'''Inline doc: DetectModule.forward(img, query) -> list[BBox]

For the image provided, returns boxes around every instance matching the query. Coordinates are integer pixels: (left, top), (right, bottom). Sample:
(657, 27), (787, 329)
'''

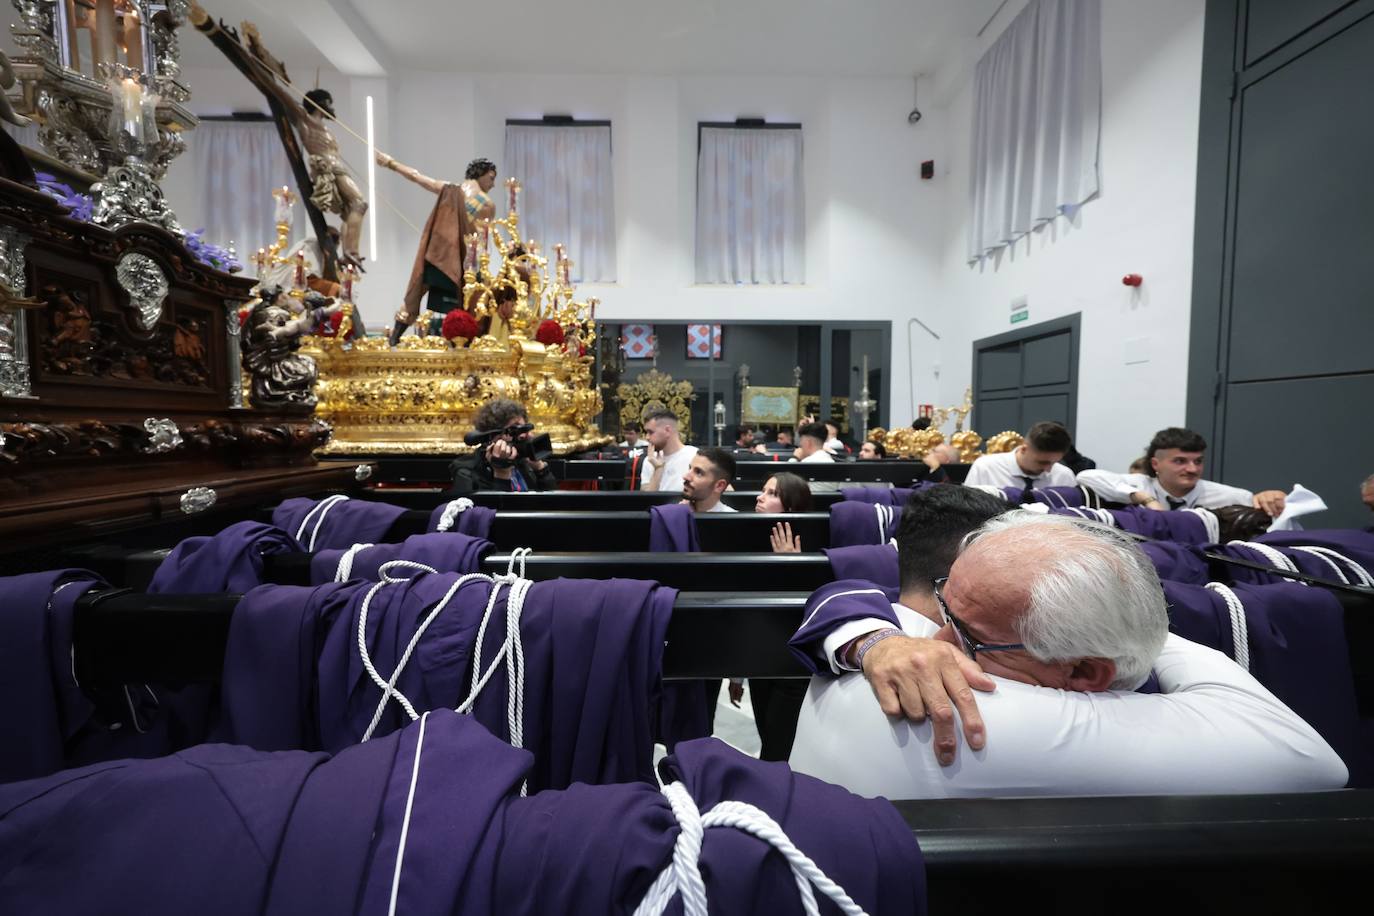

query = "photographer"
(448, 398), (557, 495)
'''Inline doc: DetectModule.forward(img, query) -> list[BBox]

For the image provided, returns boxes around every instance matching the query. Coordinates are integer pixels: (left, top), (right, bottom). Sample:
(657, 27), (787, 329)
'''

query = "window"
(967, 0), (1102, 262)
(504, 120), (616, 282)
(695, 123), (805, 285)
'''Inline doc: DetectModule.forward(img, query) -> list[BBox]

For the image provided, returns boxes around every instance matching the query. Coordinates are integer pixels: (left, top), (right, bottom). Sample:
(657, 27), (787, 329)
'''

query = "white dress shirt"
(790, 609), (1347, 798)
(704, 500), (737, 513)
(640, 444), (698, 492)
(1077, 470), (1254, 509)
(964, 450), (1077, 490)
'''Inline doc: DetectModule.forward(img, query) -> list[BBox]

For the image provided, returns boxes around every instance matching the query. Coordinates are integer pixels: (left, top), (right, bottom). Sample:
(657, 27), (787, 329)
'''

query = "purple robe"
(1, 710), (925, 916)
(841, 486), (916, 506)
(824, 543), (900, 595)
(1139, 540), (1212, 585)
(1252, 529), (1374, 584)
(272, 496), (408, 551)
(649, 502), (700, 551)
(0, 570), (212, 782)
(830, 500), (903, 547)
(427, 500), (497, 538)
(219, 573), (673, 790)
(649, 501), (709, 749)
(310, 532), (494, 585)
(1049, 505), (1212, 544)
(148, 520), (298, 593)
(789, 579), (902, 674)
(1163, 580), (1364, 786)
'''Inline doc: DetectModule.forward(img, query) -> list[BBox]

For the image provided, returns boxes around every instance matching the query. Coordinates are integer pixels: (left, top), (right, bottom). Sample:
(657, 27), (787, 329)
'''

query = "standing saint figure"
(376, 153), (471, 344)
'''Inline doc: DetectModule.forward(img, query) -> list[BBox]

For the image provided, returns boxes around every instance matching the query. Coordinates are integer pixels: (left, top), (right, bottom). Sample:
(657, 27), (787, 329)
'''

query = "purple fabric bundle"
(218, 572), (673, 791)
(841, 486), (916, 506)
(310, 532), (494, 585)
(148, 521), (299, 593)
(271, 496), (408, 551)
(0, 710), (926, 915)
(1139, 540), (1212, 584)
(789, 580), (902, 673)
(426, 500), (497, 538)
(829, 500), (903, 547)
(1216, 529), (1374, 586)
(1049, 505), (1212, 544)
(824, 543), (900, 596)
(0, 570), (214, 782)
(648, 502), (699, 551)
(1163, 580), (1364, 785)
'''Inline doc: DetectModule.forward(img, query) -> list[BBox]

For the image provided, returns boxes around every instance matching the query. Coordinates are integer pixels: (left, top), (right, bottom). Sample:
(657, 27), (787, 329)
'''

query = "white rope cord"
(1205, 583), (1250, 671)
(295, 494), (350, 552)
(873, 504), (892, 543)
(334, 542), (375, 582)
(632, 781), (869, 916)
(1291, 546), (1374, 588)
(1066, 506), (1115, 525)
(968, 484), (1005, 499)
(357, 561), (502, 739)
(1228, 540), (1304, 582)
(1185, 508), (1221, 545)
(1044, 487), (1070, 509)
(434, 497), (474, 533)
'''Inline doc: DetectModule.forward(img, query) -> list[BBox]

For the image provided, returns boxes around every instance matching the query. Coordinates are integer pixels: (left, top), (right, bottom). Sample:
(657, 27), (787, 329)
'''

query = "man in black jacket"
(448, 398), (557, 494)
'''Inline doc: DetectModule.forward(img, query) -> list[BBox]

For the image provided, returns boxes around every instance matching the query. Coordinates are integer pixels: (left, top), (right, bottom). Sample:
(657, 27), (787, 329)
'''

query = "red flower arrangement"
(442, 309), (480, 342)
(535, 319), (565, 346)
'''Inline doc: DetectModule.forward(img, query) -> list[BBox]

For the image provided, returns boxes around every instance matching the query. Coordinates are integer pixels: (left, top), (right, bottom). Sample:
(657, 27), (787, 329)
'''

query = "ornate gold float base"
(303, 335), (610, 456)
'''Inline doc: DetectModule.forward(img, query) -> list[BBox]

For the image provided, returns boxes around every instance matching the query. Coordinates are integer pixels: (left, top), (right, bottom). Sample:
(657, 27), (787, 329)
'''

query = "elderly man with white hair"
(789, 512), (1348, 798)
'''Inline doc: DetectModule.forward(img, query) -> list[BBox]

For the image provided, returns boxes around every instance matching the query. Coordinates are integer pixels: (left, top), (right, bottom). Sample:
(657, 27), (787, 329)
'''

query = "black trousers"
(748, 678), (809, 762)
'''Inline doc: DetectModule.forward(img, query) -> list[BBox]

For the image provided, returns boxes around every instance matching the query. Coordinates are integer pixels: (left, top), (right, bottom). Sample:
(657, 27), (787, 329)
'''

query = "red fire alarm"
(1122, 273), (1143, 287)
(920, 160), (934, 180)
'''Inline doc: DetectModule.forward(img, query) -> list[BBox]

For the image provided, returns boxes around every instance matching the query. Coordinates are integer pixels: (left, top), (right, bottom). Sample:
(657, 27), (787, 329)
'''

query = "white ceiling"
(182, 0), (1010, 80)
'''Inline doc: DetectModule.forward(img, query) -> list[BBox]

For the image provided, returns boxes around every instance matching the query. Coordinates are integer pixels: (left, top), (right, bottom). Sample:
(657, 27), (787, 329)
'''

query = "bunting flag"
(686, 323), (722, 359)
(622, 324), (655, 359)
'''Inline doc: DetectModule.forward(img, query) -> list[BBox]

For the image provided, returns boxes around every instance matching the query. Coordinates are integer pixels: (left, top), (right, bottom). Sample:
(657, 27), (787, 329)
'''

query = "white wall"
(930, 0), (1206, 471)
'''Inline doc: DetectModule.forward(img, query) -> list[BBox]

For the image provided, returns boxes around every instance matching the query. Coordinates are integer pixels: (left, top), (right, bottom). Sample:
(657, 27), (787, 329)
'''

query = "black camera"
(464, 424), (553, 468)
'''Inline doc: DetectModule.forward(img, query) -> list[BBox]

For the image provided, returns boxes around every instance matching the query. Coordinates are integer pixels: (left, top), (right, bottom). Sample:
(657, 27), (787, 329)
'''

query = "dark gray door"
(972, 314), (1080, 437)
(1190, 0), (1374, 528)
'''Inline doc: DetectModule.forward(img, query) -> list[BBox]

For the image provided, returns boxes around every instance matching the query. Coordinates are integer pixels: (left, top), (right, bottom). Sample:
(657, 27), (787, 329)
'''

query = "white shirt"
(704, 500), (737, 513)
(964, 450), (1077, 490)
(1077, 470), (1254, 510)
(791, 448), (838, 492)
(790, 610), (1347, 798)
(640, 444), (698, 492)
(824, 437), (845, 453)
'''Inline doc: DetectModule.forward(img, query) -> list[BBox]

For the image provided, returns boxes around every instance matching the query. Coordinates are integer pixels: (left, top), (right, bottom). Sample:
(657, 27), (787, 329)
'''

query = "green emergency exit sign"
(1010, 309), (1029, 324)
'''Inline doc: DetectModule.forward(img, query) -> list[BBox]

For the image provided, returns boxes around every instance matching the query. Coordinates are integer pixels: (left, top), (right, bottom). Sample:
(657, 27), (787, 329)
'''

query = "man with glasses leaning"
(448, 398), (557, 495)
(787, 498), (1346, 797)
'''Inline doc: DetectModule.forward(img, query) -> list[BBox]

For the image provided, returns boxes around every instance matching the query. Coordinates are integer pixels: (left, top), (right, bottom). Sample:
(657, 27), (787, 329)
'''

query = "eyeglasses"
(932, 577), (1026, 659)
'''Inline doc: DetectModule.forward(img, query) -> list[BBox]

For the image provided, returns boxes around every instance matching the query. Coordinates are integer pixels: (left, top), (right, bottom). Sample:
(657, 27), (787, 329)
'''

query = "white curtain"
(967, 0), (1101, 263)
(504, 123), (616, 282)
(184, 120), (300, 253)
(696, 127), (805, 284)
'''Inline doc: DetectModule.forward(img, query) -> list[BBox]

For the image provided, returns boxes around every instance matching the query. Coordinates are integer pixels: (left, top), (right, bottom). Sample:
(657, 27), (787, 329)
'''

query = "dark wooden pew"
(360, 489), (847, 512)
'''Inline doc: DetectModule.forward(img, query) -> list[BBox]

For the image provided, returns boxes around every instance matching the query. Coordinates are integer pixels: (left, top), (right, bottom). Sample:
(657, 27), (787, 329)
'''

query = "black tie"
(1166, 497), (1186, 511)
(1018, 476), (1037, 505)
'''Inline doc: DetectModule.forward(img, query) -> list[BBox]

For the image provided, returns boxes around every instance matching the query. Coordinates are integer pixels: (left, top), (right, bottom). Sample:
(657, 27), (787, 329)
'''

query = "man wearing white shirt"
(790, 422), (835, 465)
(640, 409), (698, 492)
(1078, 427), (1288, 516)
(963, 421), (1077, 494)
(681, 448), (738, 513)
(789, 511), (1347, 797)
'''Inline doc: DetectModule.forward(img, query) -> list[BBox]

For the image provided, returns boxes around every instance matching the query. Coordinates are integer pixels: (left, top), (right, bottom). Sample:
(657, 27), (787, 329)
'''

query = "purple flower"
(183, 228), (243, 273)
(34, 171), (95, 222)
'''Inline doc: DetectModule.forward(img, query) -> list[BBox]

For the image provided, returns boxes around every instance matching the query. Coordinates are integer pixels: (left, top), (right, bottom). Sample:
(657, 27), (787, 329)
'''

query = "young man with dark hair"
(619, 421), (645, 450)
(791, 422), (834, 464)
(682, 447), (737, 513)
(858, 440), (886, 460)
(1079, 426), (1289, 515)
(641, 409), (697, 491)
(964, 421), (1077, 492)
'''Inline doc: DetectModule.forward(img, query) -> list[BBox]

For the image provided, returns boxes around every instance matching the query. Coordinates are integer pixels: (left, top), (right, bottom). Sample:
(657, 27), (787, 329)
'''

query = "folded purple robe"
(427, 499), (497, 538)
(0, 570), (212, 782)
(824, 543), (900, 595)
(0, 710), (925, 916)
(1139, 540), (1212, 584)
(1163, 580), (1363, 785)
(310, 532), (494, 585)
(1051, 505), (1212, 544)
(219, 572), (673, 790)
(271, 496), (408, 551)
(841, 486), (916, 506)
(649, 502), (700, 551)
(789, 579), (902, 673)
(830, 500), (903, 547)
(1249, 529), (1374, 585)
(148, 520), (299, 593)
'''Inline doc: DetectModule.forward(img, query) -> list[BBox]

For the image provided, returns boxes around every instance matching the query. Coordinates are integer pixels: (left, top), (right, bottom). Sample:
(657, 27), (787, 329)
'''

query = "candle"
(273, 187), (293, 226)
(254, 248), (267, 280)
(589, 298), (598, 321)
(465, 233), (478, 271)
(120, 78), (142, 141)
(505, 177), (519, 213)
(293, 251), (306, 290)
(342, 265), (354, 302)
(481, 221), (490, 253)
